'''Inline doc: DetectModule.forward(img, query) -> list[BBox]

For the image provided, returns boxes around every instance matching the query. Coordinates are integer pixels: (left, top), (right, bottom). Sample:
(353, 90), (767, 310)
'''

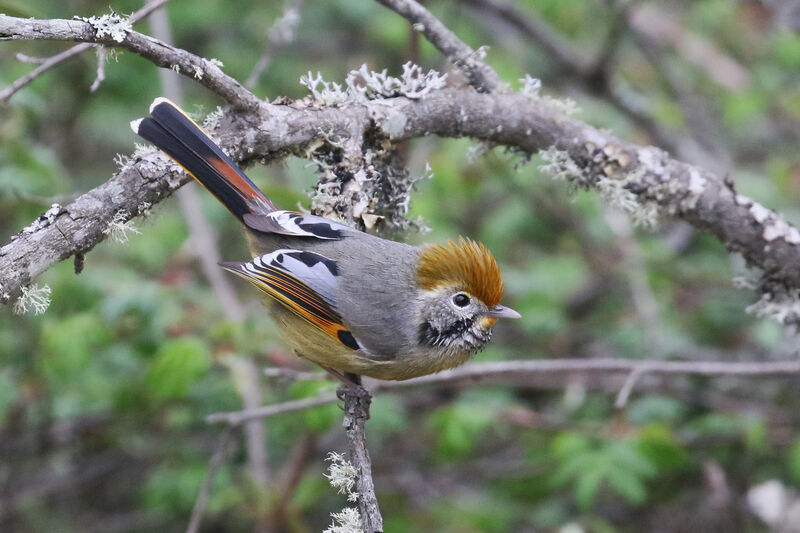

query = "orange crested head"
(416, 237), (504, 308)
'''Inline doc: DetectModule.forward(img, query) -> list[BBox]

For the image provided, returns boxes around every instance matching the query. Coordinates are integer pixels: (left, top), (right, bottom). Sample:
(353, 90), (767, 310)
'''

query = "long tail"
(130, 97), (275, 222)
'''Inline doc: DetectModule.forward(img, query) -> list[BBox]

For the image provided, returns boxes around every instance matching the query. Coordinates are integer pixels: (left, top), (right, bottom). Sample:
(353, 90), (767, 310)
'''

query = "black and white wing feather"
(220, 249), (361, 351)
(243, 211), (349, 240)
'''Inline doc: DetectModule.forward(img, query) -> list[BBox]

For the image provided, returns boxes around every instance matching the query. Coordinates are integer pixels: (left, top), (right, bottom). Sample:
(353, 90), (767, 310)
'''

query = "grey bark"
(3, 89), (800, 303)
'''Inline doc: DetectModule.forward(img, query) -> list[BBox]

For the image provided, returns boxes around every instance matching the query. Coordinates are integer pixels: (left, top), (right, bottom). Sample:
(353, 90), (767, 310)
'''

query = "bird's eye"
(452, 293), (471, 307)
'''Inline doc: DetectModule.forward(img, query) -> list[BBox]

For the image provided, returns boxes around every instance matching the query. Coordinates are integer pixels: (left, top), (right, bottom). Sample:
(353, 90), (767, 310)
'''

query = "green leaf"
(605, 468), (647, 505)
(288, 380), (338, 433)
(146, 337), (211, 401)
(551, 432), (592, 458)
(636, 425), (689, 472)
(627, 396), (686, 425)
(40, 313), (113, 382)
(788, 438), (800, 486)
(428, 402), (494, 461)
(550, 451), (598, 487)
(608, 442), (657, 478)
(575, 465), (605, 510)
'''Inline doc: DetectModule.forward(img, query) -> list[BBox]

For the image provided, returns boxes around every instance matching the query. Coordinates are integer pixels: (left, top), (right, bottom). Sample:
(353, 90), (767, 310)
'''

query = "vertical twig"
(244, 0), (304, 90)
(338, 377), (383, 533)
(185, 428), (235, 533)
(147, 3), (271, 524)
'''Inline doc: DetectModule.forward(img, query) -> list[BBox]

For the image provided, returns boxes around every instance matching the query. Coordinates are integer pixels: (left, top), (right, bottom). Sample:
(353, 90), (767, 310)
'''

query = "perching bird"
(131, 98), (520, 381)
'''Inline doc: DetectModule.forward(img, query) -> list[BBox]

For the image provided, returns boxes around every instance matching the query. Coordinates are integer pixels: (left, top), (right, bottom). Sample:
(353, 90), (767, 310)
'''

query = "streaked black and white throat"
(418, 316), (492, 354)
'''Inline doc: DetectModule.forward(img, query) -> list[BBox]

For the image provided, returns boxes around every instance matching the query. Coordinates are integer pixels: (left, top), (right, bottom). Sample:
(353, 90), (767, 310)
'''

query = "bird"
(131, 97), (520, 382)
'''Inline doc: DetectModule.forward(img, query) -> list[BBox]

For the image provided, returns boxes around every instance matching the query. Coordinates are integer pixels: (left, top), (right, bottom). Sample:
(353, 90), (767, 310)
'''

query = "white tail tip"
(149, 96), (171, 113)
(129, 118), (143, 134)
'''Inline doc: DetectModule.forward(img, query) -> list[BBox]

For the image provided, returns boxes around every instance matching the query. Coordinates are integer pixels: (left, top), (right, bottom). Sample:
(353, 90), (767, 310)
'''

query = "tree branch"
(338, 383), (382, 533)
(0, 0), (172, 103)
(4, 88), (800, 308)
(204, 357), (800, 425)
(205, 393), (338, 426)
(0, 13), (260, 110)
(375, 0), (503, 92)
(185, 427), (235, 533)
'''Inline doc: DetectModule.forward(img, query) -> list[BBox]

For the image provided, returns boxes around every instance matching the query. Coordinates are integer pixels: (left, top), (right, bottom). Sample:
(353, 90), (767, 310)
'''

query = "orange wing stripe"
(225, 266), (355, 347)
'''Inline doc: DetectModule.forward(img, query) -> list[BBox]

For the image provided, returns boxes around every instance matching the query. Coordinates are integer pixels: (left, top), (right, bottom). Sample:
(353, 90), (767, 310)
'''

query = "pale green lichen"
(323, 453), (363, 533)
(539, 146), (659, 229)
(13, 284), (51, 316)
(520, 74), (580, 116)
(323, 507), (362, 533)
(466, 141), (492, 164)
(77, 12), (131, 43)
(301, 62), (447, 105)
(324, 452), (359, 502)
(538, 146), (587, 184)
(746, 287), (800, 327)
(104, 211), (141, 243)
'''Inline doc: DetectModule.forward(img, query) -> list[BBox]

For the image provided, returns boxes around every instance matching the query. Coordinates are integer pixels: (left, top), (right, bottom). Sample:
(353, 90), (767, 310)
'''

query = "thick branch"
(0, 14), (260, 110)
(4, 89), (800, 303)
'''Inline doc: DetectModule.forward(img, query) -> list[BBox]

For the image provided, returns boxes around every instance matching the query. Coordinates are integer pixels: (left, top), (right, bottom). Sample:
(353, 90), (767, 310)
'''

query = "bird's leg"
(317, 364), (362, 389)
(336, 373), (371, 414)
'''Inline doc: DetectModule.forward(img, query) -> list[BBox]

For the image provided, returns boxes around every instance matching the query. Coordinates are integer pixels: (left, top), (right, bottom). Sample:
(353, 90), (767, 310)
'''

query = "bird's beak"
(486, 305), (521, 319)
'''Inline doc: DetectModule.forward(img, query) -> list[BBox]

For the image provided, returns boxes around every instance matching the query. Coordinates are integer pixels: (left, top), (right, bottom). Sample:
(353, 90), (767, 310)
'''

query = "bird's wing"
(243, 210), (350, 240)
(220, 249), (361, 351)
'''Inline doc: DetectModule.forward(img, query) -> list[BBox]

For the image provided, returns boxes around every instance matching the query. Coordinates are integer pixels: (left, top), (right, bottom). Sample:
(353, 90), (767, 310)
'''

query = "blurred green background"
(2, 0), (800, 531)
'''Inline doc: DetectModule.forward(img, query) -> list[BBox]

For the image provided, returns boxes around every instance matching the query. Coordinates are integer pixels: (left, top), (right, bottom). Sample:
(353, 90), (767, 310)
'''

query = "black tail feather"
(131, 98), (275, 222)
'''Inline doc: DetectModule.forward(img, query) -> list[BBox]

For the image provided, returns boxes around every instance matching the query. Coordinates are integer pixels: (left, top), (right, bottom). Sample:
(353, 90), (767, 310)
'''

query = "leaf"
(428, 402), (494, 461)
(636, 425), (689, 472)
(788, 438), (800, 486)
(550, 451), (598, 487)
(40, 313), (113, 381)
(146, 337), (211, 401)
(575, 465), (605, 510)
(627, 396), (686, 425)
(608, 442), (657, 478)
(551, 432), (592, 458)
(289, 380), (338, 433)
(605, 468), (647, 505)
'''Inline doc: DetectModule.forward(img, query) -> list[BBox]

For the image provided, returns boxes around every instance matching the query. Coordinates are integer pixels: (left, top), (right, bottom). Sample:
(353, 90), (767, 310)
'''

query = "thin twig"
(205, 393), (338, 426)
(375, 0), (503, 92)
(614, 366), (649, 408)
(185, 427), (235, 533)
(0, 0), (171, 103)
(206, 358), (800, 424)
(338, 381), (383, 533)
(263, 367), (327, 382)
(266, 433), (317, 531)
(89, 45), (106, 92)
(244, 0), (303, 90)
(0, 12), (261, 110)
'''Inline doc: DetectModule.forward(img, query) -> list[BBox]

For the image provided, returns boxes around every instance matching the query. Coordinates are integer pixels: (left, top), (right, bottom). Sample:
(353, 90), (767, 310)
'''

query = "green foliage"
(788, 439), (800, 487)
(288, 380), (339, 432)
(636, 425), (689, 473)
(146, 337), (211, 401)
(427, 401), (494, 462)
(1, 0), (798, 530)
(551, 433), (658, 509)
